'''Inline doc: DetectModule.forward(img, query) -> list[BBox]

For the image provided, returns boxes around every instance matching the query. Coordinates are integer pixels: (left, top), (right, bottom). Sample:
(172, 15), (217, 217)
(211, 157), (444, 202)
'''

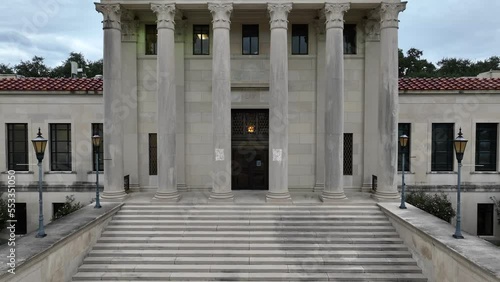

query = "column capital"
(121, 9), (138, 42)
(363, 9), (380, 42)
(95, 3), (121, 30)
(379, 2), (406, 29)
(324, 3), (350, 29)
(314, 9), (326, 41)
(151, 3), (176, 30)
(267, 3), (292, 29)
(208, 2), (233, 30)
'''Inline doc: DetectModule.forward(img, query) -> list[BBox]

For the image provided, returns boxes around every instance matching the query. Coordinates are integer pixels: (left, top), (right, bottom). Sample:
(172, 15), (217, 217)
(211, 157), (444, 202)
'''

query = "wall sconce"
(247, 125), (255, 133)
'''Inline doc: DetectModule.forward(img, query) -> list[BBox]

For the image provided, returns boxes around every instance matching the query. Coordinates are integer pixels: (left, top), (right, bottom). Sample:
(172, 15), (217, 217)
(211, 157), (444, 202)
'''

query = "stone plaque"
(272, 149), (282, 162)
(215, 149), (224, 161)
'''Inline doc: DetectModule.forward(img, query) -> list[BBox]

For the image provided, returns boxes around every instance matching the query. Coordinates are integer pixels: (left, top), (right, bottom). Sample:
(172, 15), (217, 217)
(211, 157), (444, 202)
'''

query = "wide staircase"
(73, 203), (428, 281)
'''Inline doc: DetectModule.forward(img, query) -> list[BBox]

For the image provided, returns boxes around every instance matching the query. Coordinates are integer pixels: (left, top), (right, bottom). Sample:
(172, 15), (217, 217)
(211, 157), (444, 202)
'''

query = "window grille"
(344, 133), (353, 175)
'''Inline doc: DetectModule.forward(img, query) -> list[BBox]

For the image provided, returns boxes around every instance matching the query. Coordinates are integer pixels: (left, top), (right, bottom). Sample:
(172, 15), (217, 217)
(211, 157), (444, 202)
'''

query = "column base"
(313, 183), (324, 192)
(177, 183), (188, 192)
(372, 190), (400, 201)
(361, 183), (373, 193)
(209, 191), (234, 202)
(153, 191), (181, 202)
(266, 192), (292, 204)
(320, 190), (347, 202)
(101, 190), (128, 200)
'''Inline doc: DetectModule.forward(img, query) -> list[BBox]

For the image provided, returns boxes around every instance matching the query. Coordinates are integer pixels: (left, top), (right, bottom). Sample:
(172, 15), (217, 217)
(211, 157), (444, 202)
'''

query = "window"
(7, 124), (28, 171)
(53, 203), (65, 219)
(475, 123), (497, 171)
(92, 123), (104, 171)
(477, 204), (494, 236)
(50, 124), (72, 171)
(431, 123), (454, 171)
(14, 203), (27, 235)
(145, 24), (157, 55)
(292, 24), (308, 55)
(398, 123), (411, 172)
(193, 25), (210, 55)
(149, 133), (157, 175)
(344, 24), (357, 54)
(344, 133), (353, 175)
(242, 25), (259, 55)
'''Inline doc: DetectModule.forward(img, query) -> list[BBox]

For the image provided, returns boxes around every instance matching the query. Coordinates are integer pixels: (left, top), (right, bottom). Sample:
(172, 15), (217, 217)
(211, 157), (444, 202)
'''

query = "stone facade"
(1, 0), (500, 240)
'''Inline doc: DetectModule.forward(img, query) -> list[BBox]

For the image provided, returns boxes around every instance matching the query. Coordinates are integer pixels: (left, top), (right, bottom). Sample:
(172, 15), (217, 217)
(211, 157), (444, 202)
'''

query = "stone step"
(82, 256), (418, 265)
(72, 271), (427, 281)
(100, 230), (401, 238)
(97, 237), (403, 244)
(122, 204), (378, 209)
(117, 210), (384, 215)
(87, 249), (413, 258)
(77, 264), (423, 273)
(107, 220), (392, 226)
(113, 214), (388, 220)
(104, 225), (396, 231)
(92, 242), (409, 251)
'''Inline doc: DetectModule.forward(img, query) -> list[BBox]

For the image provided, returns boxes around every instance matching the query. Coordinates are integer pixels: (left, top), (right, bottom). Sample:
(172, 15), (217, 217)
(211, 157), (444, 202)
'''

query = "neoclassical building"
(92, 0), (407, 202)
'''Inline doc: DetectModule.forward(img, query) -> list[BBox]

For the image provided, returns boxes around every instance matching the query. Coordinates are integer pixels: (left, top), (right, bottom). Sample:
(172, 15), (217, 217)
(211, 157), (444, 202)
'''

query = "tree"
(14, 56), (51, 77)
(50, 52), (88, 78)
(86, 59), (103, 78)
(436, 58), (475, 77)
(0, 64), (14, 74)
(399, 48), (437, 78)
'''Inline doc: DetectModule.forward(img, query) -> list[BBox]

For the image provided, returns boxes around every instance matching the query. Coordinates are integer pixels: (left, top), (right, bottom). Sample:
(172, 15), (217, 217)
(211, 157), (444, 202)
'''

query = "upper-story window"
(7, 123), (29, 171)
(475, 123), (498, 171)
(91, 123), (104, 172)
(193, 25), (210, 55)
(431, 123), (454, 172)
(50, 123), (72, 171)
(344, 24), (357, 54)
(145, 24), (157, 55)
(242, 25), (259, 55)
(398, 123), (411, 172)
(292, 24), (308, 55)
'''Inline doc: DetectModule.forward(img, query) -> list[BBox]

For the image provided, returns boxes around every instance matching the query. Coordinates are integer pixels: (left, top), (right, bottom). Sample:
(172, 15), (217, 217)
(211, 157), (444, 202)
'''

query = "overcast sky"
(0, 0), (499, 68)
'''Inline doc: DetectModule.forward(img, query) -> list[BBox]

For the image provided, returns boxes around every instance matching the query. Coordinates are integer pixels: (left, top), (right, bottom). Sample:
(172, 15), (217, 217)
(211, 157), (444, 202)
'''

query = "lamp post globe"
(31, 128), (47, 238)
(92, 134), (102, 208)
(453, 128), (467, 239)
(399, 134), (409, 209)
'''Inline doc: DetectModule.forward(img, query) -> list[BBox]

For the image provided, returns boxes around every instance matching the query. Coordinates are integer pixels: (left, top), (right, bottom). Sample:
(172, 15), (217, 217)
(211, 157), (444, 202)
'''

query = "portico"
(95, 1), (406, 202)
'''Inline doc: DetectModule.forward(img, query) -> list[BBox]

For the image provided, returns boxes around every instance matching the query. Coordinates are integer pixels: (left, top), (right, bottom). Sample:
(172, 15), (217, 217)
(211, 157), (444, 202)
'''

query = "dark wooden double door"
(231, 109), (269, 190)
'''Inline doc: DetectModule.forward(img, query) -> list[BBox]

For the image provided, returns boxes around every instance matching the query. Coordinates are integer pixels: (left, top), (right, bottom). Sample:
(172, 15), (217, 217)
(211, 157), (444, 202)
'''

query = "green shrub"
(52, 195), (84, 221)
(0, 198), (8, 230)
(406, 191), (456, 223)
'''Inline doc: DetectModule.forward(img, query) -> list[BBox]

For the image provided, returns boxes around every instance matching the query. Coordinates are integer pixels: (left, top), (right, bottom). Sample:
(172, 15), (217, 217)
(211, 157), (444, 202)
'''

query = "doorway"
(231, 109), (269, 190)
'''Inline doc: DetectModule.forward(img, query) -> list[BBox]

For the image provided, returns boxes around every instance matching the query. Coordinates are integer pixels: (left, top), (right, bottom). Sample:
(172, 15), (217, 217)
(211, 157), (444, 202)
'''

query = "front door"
(231, 109), (269, 190)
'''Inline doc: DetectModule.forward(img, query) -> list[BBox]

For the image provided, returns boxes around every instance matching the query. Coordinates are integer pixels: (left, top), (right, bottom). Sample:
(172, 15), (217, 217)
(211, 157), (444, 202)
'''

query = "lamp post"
(31, 128), (47, 238)
(399, 134), (409, 209)
(92, 133), (102, 209)
(453, 128), (468, 239)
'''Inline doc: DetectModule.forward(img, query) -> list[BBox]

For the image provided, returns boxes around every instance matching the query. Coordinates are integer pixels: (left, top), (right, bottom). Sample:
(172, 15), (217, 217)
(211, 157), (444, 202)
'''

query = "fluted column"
(95, 4), (127, 199)
(151, 3), (180, 201)
(321, 3), (350, 202)
(374, 2), (406, 200)
(208, 2), (234, 201)
(267, 3), (292, 202)
(361, 10), (381, 192)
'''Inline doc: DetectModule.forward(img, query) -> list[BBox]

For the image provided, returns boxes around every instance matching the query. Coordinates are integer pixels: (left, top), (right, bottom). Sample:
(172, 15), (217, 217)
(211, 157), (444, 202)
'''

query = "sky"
(0, 0), (499, 68)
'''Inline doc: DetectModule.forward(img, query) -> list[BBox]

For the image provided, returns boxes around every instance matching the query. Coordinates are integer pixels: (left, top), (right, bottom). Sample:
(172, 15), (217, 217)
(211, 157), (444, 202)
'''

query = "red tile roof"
(399, 77), (500, 91)
(1, 77), (500, 93)
(0, 78), (103, 92)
